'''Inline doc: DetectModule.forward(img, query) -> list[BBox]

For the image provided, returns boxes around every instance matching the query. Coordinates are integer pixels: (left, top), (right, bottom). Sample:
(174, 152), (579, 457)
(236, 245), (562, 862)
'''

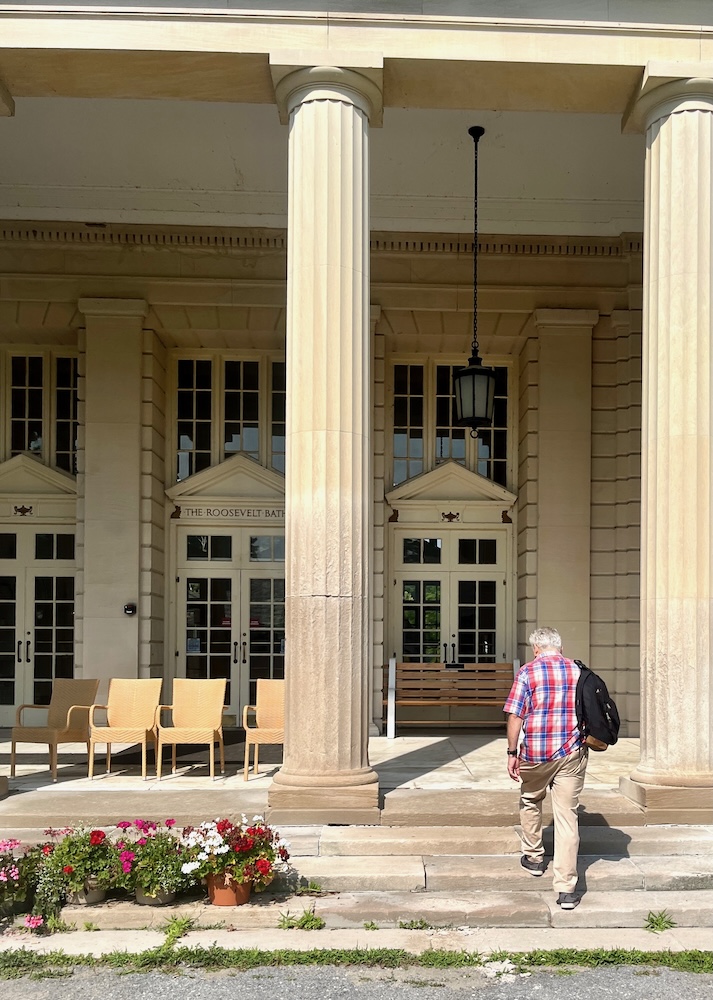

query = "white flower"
(181, 861), (200, 874)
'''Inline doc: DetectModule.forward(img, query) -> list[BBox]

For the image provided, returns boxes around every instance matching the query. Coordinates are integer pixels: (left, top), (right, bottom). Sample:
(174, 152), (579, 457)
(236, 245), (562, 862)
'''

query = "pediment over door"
(385, 461), (517, 526)
(166, 454), (285, 510)
(0, 455), (77, 521)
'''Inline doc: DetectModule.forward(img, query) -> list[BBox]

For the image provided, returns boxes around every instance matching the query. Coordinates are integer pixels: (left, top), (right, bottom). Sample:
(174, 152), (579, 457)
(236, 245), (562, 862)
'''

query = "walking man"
(503, 626), (587, 910)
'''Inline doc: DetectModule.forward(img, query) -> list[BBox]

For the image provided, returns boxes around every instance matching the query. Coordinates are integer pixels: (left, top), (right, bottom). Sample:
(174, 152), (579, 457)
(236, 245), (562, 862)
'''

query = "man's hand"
(507, 754), (520, 781)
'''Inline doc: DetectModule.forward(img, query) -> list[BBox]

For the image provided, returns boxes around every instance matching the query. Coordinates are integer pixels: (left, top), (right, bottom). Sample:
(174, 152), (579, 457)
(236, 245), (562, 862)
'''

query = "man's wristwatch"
(507, 749), (518, 757)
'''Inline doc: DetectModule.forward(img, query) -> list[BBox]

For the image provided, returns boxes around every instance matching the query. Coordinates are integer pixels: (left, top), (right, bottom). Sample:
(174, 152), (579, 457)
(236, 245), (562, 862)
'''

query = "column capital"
(623, 62), (713, 134)
(534, 308), (599, 332)
(78, 298), (148, 319)
(270, 53), (383, 126)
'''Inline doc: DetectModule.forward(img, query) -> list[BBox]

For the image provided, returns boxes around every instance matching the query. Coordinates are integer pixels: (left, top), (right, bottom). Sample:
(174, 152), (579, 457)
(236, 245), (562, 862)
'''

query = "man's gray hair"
(528, 626), (563, 652)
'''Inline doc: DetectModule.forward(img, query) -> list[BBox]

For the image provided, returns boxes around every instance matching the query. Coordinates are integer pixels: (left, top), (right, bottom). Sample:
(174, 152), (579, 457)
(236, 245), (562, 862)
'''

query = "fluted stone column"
(621, 70), (713, 821)
(267, 63), (382, 823)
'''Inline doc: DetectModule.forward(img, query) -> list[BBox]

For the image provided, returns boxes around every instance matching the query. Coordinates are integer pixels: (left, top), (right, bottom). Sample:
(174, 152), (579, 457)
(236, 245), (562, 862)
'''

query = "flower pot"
(135, 887), (177, 907)
(66, 881), (106, 906)
(205, 874), (251, 906)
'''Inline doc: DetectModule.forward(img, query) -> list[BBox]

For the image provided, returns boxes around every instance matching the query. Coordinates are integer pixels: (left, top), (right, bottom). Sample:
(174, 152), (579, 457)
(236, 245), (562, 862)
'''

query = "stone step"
(57, 889), (713, 931)
(318, 824), (713, 857)
(289, 854), (713, 893)
(380, 788), (646, 826)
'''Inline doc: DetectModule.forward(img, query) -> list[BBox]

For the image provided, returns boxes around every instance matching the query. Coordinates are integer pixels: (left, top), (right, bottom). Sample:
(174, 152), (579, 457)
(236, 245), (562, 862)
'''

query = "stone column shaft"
(624, 76), (713, 807)
(268, 66), (381, 823)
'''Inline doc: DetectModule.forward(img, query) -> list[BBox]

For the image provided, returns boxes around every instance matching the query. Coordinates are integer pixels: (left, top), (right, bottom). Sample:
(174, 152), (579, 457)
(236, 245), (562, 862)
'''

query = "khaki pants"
(518, 749), (588, 894)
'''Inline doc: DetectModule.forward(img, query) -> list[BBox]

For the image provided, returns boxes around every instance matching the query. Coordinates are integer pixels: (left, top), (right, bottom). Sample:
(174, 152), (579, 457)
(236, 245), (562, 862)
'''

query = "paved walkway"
(0, 731), (641, 795)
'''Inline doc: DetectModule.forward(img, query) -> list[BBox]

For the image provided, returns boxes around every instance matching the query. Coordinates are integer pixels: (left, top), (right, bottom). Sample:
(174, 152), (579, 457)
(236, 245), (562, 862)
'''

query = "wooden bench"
(382, 658), (519, 738)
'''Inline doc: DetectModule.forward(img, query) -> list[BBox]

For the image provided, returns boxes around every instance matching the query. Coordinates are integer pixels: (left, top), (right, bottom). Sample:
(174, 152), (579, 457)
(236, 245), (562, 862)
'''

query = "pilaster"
(78, 298), (147, 695)
(534, 309), (597, 662)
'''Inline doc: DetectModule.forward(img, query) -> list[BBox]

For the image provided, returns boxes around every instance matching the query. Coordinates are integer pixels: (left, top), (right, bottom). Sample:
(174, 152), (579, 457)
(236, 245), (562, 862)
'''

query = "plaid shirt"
(503, 654), (582, 762)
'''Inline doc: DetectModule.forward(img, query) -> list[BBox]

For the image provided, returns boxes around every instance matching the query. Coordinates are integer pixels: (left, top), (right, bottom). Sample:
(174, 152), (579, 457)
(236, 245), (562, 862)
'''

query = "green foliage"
(645, 910), (677, 933)
(180, 816), (290, 892)
(0, 947), (713, 979)
(398, 919), (432, 930)
(277, 905), (326, 930)
(162, 915), (194, 947)
(82, 922), (99, 932)
(295, 880), (324, 895)
(113, 820), (188, 897)
(45, 916), (75, 934)
(32, 828), (114, 922)
(363, 921), (379, 930)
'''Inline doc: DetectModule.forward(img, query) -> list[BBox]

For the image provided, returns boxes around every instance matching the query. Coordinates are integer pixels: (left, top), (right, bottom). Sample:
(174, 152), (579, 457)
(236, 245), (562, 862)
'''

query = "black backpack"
(573, 660), (620, 751)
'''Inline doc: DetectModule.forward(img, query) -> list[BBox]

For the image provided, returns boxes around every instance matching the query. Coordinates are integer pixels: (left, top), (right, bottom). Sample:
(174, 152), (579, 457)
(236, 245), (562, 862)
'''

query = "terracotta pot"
(135, 887), (177, 906)
(205, 873), (251, 906)
(67, 881), (106, 906)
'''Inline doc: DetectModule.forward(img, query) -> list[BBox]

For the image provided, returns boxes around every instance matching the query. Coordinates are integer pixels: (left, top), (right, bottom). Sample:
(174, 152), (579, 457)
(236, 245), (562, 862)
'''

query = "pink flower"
(165, 819), (176, 828)
(0, 872), (7, 882)
(136, 838), (147, 847)
(116, 821), (131, 830)
(0, 839), (20, 852)
(24, 915), (43, 930)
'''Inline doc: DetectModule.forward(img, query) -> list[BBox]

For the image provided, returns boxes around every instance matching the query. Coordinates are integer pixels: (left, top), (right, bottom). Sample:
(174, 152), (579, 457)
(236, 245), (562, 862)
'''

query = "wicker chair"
(88, 678), (162, 780)
(10, 678), (100, 781)
(243, 678), (285, 780)
(156, 678), (227, 780)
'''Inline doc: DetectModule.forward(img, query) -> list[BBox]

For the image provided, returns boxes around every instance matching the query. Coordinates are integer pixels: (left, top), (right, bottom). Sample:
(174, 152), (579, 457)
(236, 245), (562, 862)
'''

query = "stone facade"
(0, 2), (711, 820)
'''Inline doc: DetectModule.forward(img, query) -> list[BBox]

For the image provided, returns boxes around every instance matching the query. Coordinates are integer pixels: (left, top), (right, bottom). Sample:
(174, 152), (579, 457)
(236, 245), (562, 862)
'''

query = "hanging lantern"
(453, 125), (496, 435)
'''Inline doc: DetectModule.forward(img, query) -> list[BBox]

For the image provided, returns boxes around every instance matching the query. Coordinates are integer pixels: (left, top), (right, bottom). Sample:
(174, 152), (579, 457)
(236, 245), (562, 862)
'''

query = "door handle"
(25, 639), (31, 663)
(241, 641), (247, 665)
(451, 642), (456, 664)
(443, 642), (448, 664)
(233, 642), (239, 665)
(16, 640), (22, 663)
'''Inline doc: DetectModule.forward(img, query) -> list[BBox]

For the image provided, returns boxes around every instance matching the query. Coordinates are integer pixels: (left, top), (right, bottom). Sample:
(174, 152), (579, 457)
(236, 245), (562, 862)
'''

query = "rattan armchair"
(156, 678), (227, 780)
(88, 678), (162, 780)
(10, 678), (100, 781)
(242, 678), (284, 780)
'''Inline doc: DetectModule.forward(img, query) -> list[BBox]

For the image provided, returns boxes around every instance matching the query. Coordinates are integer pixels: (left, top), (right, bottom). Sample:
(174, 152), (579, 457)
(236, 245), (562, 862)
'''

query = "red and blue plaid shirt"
(503, 654), (582, 763)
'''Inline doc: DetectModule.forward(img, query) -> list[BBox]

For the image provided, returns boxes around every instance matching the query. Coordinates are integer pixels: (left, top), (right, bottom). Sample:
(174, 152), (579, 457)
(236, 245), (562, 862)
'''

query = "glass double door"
(176, 529), (285, 718)
(0, 528), (76, 726)
(392, 530), (508, 664)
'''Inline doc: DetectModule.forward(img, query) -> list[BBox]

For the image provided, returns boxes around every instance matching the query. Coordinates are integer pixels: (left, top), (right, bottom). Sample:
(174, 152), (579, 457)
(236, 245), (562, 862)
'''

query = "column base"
(267, 779), (381, 825)
(619, 775), (713, 824)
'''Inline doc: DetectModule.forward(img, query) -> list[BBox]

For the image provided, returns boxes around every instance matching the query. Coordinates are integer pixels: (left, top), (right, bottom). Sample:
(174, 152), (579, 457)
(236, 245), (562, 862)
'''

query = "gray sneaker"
(520, 855), (546, 876)
(557, 892), (580, 910)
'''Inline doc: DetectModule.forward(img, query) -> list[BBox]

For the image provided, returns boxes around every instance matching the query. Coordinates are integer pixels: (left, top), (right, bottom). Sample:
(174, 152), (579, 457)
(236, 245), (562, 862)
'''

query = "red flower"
(62, 865), (74, 874)
(255, 858), (272, 876)
(41, 844), (53, 855)
(89, 830), (106, 846)
(216, 819), (233, 836)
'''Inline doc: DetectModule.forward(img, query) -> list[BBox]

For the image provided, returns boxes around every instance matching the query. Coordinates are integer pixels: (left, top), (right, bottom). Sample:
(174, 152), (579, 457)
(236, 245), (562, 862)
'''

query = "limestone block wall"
(517, 328), (539, 661)
(371, 310), (386, 730)
(590, 311), (642, 734)
(140, 331), (167, 677)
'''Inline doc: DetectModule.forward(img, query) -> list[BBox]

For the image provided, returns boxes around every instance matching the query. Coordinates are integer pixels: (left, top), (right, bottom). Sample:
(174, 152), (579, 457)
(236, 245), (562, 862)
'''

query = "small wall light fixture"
(453, 125), (496, 437)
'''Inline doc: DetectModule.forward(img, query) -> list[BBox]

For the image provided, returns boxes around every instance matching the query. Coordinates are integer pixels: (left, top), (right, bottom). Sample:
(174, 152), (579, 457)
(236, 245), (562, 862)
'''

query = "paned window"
(393, 364), (424, 485)
(3, 353), (78, 474)
(391, 361), (511, 488)
(174, 355), (285, 482)
(176, 359), (213, 482)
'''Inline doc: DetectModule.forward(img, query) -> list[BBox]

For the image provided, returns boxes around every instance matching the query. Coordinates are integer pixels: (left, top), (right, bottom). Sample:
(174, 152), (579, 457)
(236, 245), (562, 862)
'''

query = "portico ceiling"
(1, 6), (712, 113)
